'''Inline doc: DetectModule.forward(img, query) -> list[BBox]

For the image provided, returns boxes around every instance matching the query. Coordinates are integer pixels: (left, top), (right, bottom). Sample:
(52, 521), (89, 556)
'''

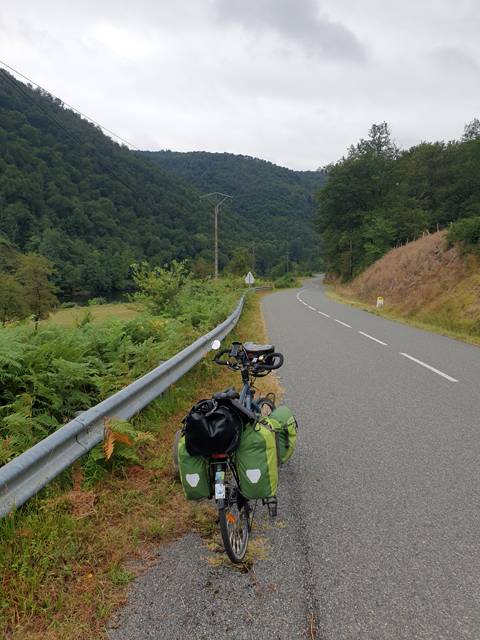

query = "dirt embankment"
(337, 231), (480, 339)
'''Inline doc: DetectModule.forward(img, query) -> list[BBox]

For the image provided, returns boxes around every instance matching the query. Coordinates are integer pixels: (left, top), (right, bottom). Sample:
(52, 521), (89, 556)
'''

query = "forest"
(0, 70), (237, 297)
(317, 120), (480, 279)
(144, 150), (327, 275)
(0, 70), (323, 300)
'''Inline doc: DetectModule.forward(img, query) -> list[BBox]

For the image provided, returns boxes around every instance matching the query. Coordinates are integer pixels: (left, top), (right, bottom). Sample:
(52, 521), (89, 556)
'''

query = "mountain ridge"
(0, 69), (325, 296)
(0, 71), (259, 296)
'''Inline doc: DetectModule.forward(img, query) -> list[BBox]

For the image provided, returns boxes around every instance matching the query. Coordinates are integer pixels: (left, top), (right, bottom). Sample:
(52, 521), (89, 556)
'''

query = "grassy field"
(0, 291), (279, 640)
(43, 303), (140, 328)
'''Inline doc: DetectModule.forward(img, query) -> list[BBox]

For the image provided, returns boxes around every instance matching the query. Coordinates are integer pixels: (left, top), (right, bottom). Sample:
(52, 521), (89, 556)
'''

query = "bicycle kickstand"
(263, 496), (278, 517)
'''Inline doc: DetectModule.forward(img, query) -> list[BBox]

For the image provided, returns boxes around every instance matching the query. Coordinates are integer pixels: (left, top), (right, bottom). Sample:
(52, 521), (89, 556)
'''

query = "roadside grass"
(0, 291), (278, 640)
(43, 303), (140, 328)
(326, 231), (480, 347)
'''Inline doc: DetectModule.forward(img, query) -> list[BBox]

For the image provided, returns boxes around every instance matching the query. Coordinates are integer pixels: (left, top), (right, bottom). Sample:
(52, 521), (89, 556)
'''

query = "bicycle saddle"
(243, 342), (275, 356)
(212, 388), (240, 401)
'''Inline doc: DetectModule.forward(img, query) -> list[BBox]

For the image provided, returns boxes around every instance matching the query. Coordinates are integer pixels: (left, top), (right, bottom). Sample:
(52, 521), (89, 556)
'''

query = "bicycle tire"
(218, 499), (250, 563)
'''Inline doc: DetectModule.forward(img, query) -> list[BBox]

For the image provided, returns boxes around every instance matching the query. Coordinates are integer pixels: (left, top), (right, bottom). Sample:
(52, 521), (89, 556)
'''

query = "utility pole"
(286, 245), (290, 273)
(200, 192), (232, 279)
(252, 241), (256, 273)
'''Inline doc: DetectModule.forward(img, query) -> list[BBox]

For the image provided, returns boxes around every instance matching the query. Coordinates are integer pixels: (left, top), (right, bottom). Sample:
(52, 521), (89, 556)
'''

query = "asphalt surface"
(109, 279), (480, 639)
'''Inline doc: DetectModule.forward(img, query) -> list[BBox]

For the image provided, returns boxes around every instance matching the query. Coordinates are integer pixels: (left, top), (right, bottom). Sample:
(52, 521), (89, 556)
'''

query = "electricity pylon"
(200, 192), (232, 279)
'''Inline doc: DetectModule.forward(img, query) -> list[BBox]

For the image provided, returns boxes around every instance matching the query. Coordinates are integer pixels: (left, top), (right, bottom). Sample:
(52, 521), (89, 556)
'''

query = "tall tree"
(349, 122), (399, 160)
(462, 118), (480, 141)
(0, 274), (28, 324)
(17, 254), (58, 328)
(317, 121), (480, 278)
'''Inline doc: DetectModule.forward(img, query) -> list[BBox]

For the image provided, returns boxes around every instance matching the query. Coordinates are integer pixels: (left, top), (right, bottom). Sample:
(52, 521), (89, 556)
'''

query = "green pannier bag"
(234, 421), (278, 499)
(177, 435), (211, 500)
(266, 405), (298, 465)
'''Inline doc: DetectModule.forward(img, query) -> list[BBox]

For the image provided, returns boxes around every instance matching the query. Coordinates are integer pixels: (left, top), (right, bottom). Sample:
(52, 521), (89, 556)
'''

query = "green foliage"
(225, 247), (252, 275)
(0, 273), (28, 324)
(317, 121), (480, 278)
(462, 118), (480, 142)
(447, 216), (480, 253)
(144, 149), (327, 275)
(17, 253), (58, 325)
(0, 70), (244, 297)
(89, 417), (155, 472)
(0, 250), (57, 326)
(274, 273), (299, 288)
(0, 70), (325, 296)
(87, 297), (107, 306)
(131, 260), (190, 315)
(0, 272), (240, 465)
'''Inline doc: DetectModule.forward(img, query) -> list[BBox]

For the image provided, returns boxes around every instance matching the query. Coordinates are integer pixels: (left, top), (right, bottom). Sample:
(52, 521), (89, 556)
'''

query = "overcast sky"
(1, 1), (479, 170)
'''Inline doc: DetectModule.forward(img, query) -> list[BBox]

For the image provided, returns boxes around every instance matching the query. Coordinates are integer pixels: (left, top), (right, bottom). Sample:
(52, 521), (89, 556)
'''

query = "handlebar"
(213, 348), (233, 366)
(257, 353), (284, 371)
(213, 343), (284, 374)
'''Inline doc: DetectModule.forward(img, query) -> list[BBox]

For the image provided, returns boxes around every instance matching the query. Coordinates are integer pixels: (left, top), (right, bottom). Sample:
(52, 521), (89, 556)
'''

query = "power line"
(0, 59), (139, 150)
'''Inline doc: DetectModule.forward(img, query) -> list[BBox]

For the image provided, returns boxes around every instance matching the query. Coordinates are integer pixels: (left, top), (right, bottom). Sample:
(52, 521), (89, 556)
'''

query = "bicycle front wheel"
(218, 500), (250, 563)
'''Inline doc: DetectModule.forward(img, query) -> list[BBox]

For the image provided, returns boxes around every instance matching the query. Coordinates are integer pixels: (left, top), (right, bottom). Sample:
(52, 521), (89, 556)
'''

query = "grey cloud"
(212, 0), (367, 62)
(431, 46), (480, 74)
(2, 0), (479, 169)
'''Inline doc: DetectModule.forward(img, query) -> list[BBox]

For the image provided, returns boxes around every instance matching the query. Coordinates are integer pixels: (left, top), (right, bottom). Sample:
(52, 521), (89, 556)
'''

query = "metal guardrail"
(0, 297), (244, 517)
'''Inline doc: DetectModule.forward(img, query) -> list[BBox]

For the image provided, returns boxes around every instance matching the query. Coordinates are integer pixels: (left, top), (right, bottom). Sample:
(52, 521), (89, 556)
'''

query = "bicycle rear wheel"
(218, 492), (250, 563)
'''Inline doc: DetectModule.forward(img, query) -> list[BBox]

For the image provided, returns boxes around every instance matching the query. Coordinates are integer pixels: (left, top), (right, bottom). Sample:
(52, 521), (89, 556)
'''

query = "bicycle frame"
(239, 367), (256, 412)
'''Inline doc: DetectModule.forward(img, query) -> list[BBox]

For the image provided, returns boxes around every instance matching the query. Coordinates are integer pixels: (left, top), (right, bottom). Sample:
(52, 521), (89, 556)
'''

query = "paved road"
(109, 279), (480, 639)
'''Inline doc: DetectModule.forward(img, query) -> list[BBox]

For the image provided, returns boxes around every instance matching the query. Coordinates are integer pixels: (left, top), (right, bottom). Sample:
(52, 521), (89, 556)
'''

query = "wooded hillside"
(317, 121), (480, 279)
(144, 150), (327, 275)
(0, 70), (256, 297)
(0, 71), (327, 297)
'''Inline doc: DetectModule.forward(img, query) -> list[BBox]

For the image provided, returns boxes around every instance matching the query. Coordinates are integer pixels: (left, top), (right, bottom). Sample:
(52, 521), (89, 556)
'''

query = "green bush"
(60, 301), (76, 309)
(274, 273), (299, 288)
(87, 297), (107, 306)
(447, 216), (480, 253)
(0, 274), (240, 466)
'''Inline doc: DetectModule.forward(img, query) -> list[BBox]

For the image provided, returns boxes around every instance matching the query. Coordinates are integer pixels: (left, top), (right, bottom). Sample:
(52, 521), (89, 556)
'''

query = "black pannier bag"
(183, 399), (244, 457)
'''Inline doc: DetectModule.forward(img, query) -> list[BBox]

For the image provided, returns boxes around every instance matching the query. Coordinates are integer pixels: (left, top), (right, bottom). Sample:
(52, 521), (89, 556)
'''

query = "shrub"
(130, 260), (189, 315)
(0, 273), (241, 466)
(87, 297), (107, 306)
(60, 301), (76, 309)
(447, 216), (480, 253)
(274, 273), (299, 288)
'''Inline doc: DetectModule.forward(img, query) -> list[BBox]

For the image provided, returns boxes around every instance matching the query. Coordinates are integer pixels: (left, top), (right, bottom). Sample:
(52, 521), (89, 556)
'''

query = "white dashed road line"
(400, 353), (458, 383)
(296, 290), (460, 384)
(358, 331), (388, 346)
(334, 319), (352, 328)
